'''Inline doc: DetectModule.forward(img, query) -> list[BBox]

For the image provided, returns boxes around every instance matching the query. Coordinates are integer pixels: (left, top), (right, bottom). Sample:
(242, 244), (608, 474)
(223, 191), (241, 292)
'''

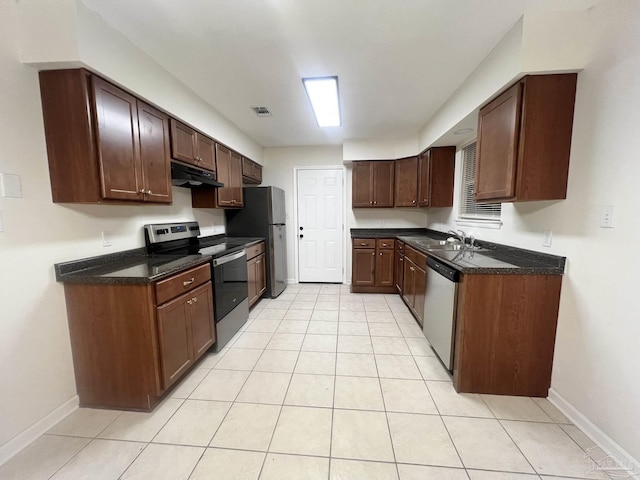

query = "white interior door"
(297, 168), (344, 283)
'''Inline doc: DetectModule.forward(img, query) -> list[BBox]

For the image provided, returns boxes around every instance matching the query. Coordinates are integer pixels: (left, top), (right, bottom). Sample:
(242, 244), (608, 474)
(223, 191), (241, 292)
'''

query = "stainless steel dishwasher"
(422, 256), (460, 371)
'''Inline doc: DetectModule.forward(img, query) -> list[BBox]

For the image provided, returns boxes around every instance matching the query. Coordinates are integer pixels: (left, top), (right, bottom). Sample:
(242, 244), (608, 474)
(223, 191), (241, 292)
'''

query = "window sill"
(455, 217), (503, 230)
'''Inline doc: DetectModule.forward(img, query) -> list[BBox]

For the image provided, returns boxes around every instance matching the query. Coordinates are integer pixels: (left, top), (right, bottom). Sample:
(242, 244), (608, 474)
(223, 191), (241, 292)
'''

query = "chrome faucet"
(447, 229), (467, 246)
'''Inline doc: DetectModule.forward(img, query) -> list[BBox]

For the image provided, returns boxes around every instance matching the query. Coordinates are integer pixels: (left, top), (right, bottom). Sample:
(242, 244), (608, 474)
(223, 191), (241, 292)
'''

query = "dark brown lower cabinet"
(247, 252), (267, 307)
(401, 246), (427, 326)
(351, 238), (396, 293)
(62, 263), (214, 410)
(454, 273), (562, 397)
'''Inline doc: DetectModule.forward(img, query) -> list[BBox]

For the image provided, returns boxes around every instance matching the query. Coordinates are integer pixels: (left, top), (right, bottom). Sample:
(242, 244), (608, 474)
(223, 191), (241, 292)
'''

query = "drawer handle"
(256, 260), (261, 264)
(382, 243), (388, 247)
(183, 278), (195, 287)
(361, 243), (367, 246)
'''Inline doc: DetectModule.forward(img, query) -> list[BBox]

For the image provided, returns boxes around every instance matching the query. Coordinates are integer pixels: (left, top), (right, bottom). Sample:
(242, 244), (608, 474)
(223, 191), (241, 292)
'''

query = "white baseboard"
(548, 388), (640, 479)
(286, 278), (297, 284)
(0, 396), (79, 467)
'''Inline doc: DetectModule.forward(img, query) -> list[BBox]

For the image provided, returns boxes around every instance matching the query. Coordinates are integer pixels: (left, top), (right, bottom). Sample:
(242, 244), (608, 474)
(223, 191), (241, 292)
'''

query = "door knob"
(299, 226), (304, 231)
(299, 234), (304, 239)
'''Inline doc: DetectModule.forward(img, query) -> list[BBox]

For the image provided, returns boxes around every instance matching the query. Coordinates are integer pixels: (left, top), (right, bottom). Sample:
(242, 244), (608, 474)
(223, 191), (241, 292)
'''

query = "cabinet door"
(138, 101), (172, 204)
(352, 248), (376, 286)
(252, 162), (262, 184)
(375, 249), (395, 287)
(417, 151), (431, 207)
(170, 119), (197, 165)
(395, 253), (404, 294)
(92, 76), (142, 201)
(189, 282), (215, 359)
(247, 257), (258, 307)
(256, 253), (267, 297)
(413, 266), (426, 326)
(196, 134), (216, 172)
(402, 259), (415, 307)
(157, 294), (193, 389)
(475, 82), (522, 202)
(373, 161), (395, 207)
(429, 147), (456, 207)
(215, 144), (234, 207)
(394, 157), (418, 207)
(352, 162), (374, 207)
(230, 150), (244, 207)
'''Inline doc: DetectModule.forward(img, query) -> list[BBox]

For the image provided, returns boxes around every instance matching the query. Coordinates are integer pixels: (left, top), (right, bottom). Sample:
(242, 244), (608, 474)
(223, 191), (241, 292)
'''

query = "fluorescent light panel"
(302, 76), (341, 127)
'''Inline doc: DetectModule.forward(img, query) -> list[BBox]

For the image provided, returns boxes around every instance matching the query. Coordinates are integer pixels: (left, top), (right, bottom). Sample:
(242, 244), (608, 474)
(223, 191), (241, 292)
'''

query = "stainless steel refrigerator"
(225, 186), (287, 298)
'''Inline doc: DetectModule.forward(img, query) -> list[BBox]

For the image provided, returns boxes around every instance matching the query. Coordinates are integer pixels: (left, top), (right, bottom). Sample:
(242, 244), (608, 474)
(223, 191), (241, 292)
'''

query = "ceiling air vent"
(251, 106), (272, 117)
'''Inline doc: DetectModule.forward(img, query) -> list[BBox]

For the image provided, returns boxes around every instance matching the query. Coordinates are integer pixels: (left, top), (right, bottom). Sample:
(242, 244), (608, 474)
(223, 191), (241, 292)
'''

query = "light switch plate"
(102, 231), (112, 247)
(0, 173), (22, 198)
(542, 230), (553, 247)
(600, 205), (614, 228)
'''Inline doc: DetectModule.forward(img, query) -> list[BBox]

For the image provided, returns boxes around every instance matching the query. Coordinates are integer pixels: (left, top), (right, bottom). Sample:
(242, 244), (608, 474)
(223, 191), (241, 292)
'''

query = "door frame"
(293, 165), (347, 284)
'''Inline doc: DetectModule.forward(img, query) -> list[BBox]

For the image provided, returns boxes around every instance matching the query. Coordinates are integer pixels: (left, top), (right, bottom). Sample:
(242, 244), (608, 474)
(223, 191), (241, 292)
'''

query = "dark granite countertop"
(351, 228), (565, 275)
(351, 228), (429, 238)
(55, 236), (265, 284)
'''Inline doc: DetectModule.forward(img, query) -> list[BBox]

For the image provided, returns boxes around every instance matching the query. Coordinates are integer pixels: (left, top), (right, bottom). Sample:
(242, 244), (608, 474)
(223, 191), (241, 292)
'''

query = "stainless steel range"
(144, 221), (249, 351)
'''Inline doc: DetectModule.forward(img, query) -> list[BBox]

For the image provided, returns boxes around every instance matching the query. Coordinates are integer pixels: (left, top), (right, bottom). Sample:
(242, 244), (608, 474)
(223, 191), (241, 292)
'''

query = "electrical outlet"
(102, 231), (112, 247)
(542, 230), (552, 247)
(600, 205), (614, 228)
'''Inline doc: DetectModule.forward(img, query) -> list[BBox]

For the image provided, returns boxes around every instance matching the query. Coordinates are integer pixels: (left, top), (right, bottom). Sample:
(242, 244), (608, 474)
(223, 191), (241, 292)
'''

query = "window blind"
(459, 142), (501, 219)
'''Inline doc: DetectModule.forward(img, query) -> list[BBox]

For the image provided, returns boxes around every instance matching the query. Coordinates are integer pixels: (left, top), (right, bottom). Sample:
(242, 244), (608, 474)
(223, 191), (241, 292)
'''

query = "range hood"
(171, 162), (224, 188)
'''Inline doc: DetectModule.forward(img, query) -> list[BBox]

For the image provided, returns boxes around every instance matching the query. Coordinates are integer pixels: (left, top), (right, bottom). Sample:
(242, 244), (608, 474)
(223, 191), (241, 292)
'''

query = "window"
(457, 141), (502, 226)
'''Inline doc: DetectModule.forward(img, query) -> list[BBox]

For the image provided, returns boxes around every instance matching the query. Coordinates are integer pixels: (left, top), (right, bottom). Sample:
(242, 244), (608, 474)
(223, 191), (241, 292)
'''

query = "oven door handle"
(213, 249), (247, 266)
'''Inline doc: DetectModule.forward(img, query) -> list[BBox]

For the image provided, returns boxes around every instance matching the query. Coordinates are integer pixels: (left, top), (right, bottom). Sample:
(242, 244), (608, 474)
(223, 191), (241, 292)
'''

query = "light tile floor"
(0, 284), (617, 479)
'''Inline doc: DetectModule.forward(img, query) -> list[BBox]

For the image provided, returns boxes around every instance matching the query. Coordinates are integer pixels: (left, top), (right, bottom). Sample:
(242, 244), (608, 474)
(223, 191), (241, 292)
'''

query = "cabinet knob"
(412, 200), (416, 204)
(139, 188), (145, 193)
(370, 201), (373, 204)
(374, 201), (377, 205)
(147, 190), (152, 195)
(400, 258), (403, 262)
(371, 252), (375, 256)
(183, 277), (195, 287)
(187, 299), (192, 305)
(379, 252), (382, 256)
(192, 297), (198, 303)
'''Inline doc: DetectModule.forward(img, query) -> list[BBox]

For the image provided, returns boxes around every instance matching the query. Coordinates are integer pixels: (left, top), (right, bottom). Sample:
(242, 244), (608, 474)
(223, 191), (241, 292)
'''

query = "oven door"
(212, 249), (248, 321)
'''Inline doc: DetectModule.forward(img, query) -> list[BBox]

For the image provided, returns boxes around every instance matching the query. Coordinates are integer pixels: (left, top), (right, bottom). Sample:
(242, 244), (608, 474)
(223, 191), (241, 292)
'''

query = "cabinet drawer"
(155, 263), (211, 305)
(376, 239), (395, 250)
(353, 238), (376, 249)
(405, 246), (427, 268)
(246, 242), (266, 260)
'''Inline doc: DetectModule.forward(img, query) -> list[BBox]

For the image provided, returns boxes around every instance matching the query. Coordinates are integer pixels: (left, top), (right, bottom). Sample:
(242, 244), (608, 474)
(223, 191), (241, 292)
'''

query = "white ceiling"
(80, 0), (597, 148)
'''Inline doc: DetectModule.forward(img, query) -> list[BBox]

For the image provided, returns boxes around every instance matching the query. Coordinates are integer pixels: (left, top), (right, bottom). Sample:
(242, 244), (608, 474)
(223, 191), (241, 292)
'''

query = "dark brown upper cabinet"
(39, 69), (172, 204)
(475, 73), (577, 203)
(192, 144), (243, 208)
(352, 161), (395, 208)
(392, 148), (455, 208)
(394, 157), (419, 207)
(418, 146), (456, 207)
(169, 119), (216, 173)
(242, 157), (262, 184)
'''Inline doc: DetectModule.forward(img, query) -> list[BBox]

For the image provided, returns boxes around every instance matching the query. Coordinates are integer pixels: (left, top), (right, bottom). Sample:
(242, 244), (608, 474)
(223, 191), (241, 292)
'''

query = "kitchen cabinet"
(242, 157), (263, 184)
(401, 246), (427, 326)
(395, 241), (405, 294)
(62, 263), (214, 410)
(454, 273), (562, 397)
(39, 69), (172, 204)
(475, 74), (577, 203)
(191, 144), (244, 208)
(170, 119), (216, 172)
(352, 161), (395, 208)
(418, 147), (456, 207)
(351, 238), (396, 293)
(394, 157), (419, 207)
(247, 242), (267, 307)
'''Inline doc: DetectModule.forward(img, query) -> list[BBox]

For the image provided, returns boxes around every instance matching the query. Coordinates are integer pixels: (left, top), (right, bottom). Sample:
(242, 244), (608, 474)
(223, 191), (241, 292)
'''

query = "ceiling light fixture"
(302, 76), (341, 127)
(453, 127), (474, 135)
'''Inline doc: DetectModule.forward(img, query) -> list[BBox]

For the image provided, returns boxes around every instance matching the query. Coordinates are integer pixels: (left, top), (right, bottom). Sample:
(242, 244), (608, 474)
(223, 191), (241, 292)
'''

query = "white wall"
(0, 0), (254, 461)
(263, 146), (428, 283)
(426, 0), (640, 465)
